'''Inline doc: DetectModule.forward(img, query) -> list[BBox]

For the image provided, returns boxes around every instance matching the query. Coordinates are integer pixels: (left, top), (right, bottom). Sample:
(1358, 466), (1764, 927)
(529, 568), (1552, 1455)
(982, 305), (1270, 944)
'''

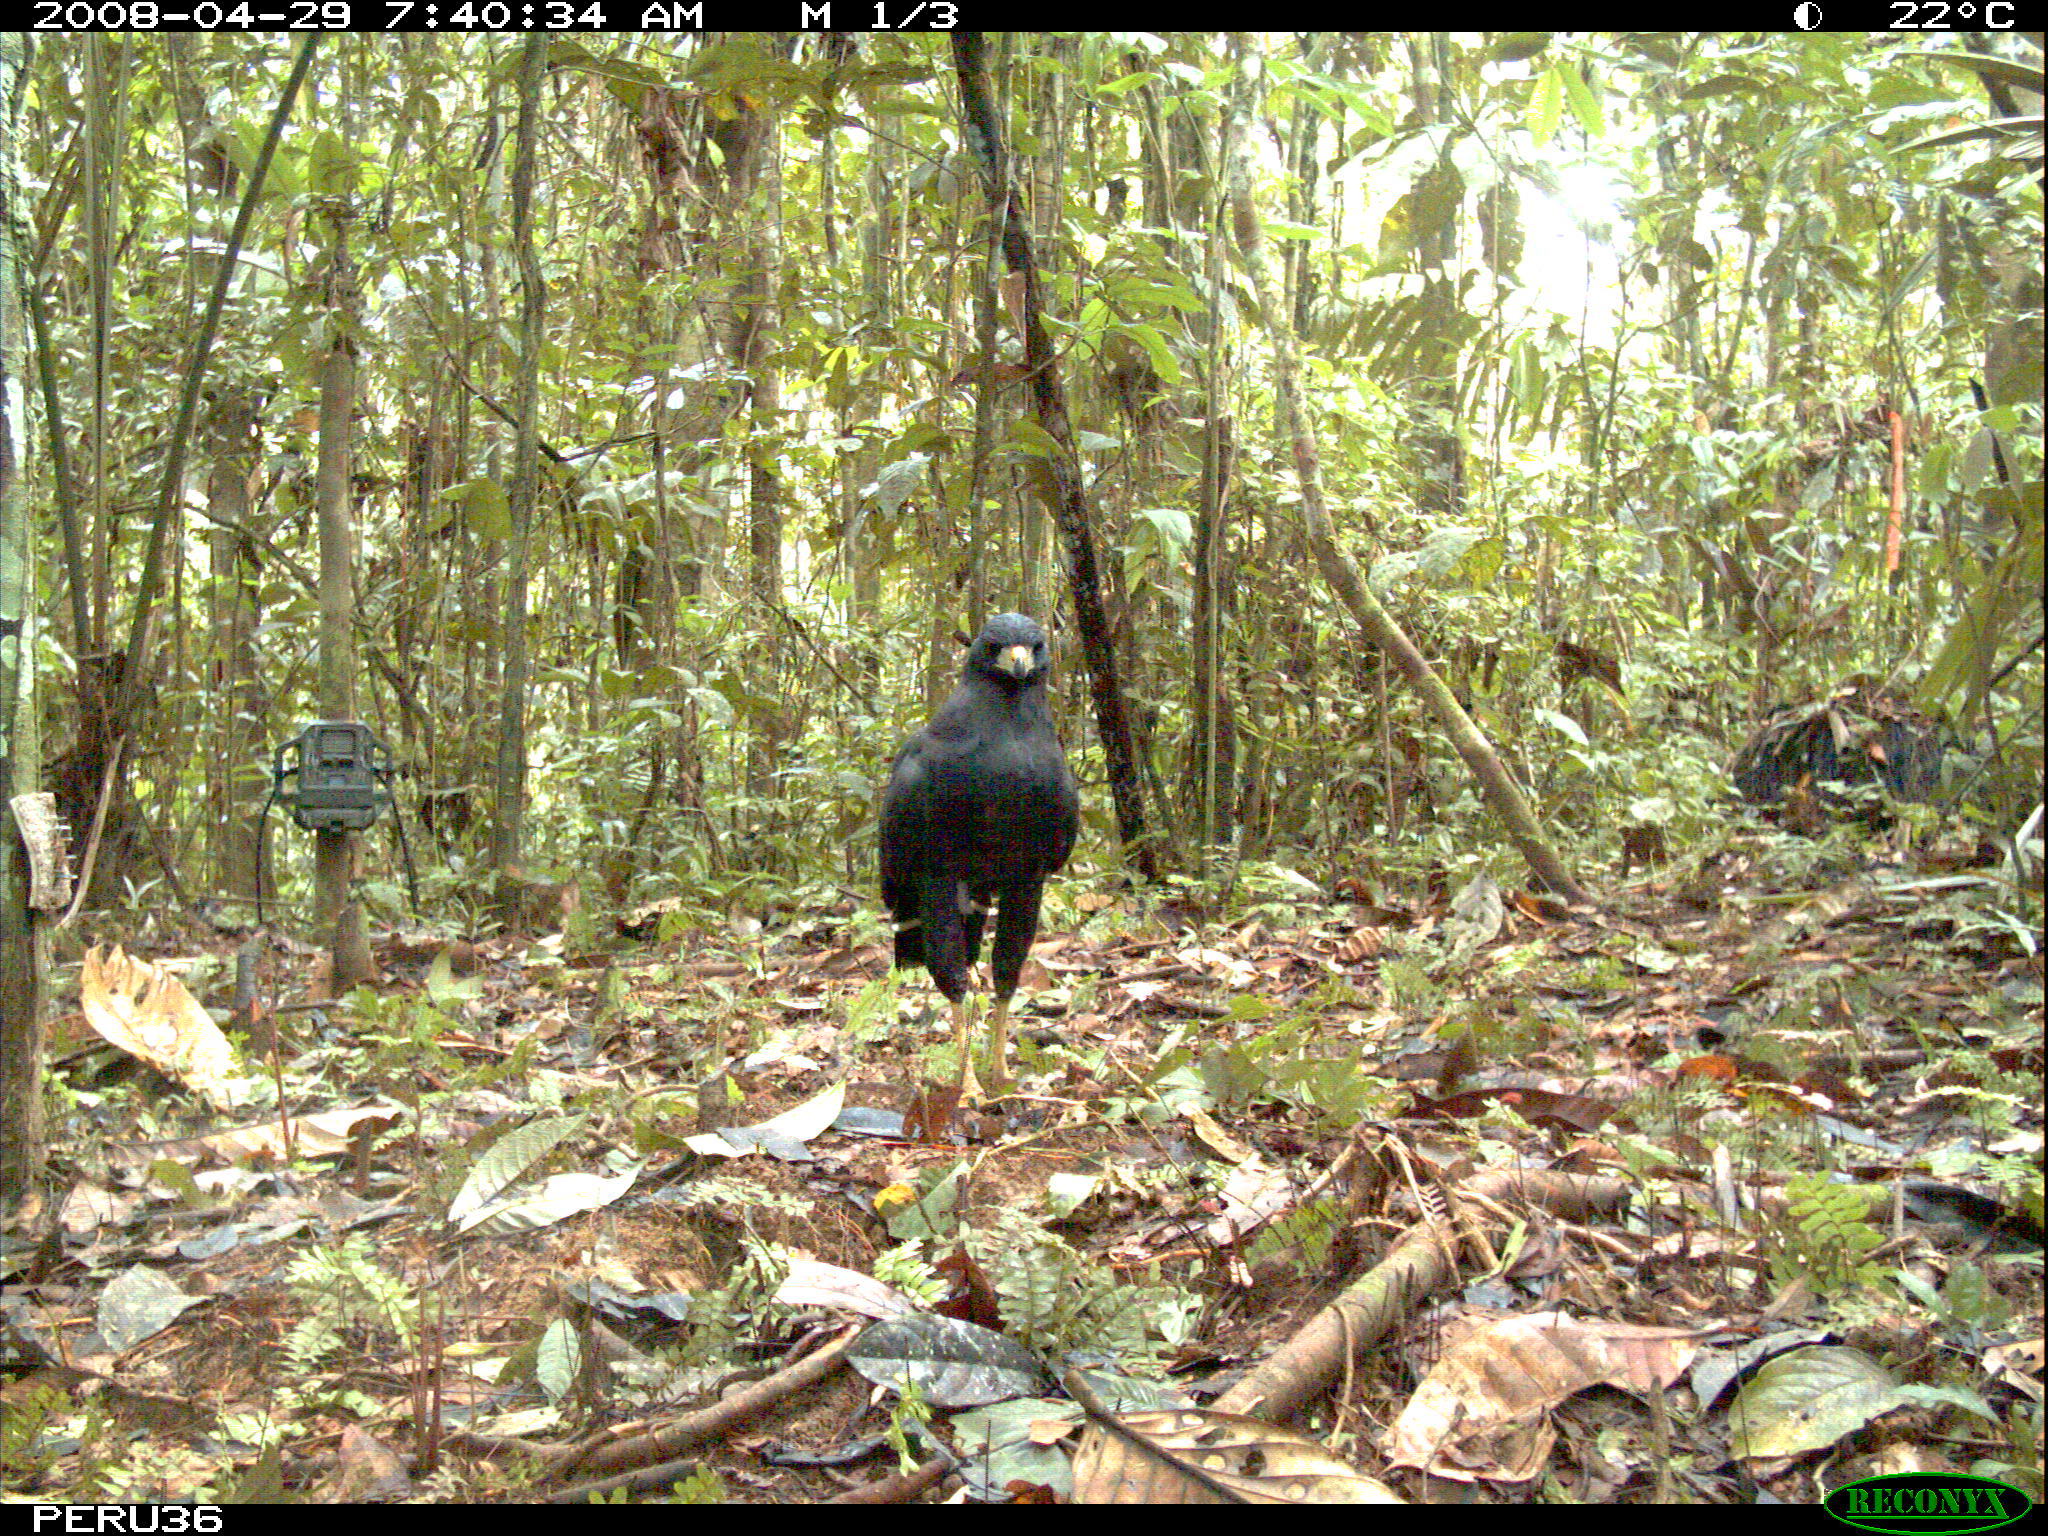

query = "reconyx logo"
(1824, 1474), (2033, 1534)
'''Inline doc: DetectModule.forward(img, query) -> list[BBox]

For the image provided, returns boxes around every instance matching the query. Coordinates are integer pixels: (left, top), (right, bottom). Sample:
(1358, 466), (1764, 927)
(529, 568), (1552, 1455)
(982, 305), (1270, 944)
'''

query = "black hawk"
(881, 613), (1079, 1095)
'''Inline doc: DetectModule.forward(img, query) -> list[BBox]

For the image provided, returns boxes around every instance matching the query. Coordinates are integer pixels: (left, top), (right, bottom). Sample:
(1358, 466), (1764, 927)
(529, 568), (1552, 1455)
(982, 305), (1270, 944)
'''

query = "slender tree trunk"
(954, 33), (1156, 879)
(313, 317), (361, 941)
(1406, 34), (1467, 522)
(205, 391), (267, 903)
(492, 34), (547, 875)
(0, 30), (48, 1200)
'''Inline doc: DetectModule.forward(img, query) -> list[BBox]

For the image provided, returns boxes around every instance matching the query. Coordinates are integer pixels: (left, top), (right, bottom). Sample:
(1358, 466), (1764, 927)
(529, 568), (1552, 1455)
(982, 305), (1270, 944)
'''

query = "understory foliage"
(18, 31), (2039, 914)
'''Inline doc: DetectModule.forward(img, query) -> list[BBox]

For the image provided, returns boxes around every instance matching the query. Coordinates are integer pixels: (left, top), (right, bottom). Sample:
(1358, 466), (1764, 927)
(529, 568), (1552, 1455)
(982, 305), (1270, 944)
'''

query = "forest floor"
(6, 816), (2042, 1504)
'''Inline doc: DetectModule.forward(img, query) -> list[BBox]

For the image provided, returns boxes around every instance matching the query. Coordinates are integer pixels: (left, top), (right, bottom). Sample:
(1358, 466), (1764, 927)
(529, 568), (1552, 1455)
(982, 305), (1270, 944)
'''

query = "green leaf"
(536, 1317), (582, 1401)
(1679, 73), (1764, 100)
(1920, 50), (2045, 94)
(307, 128), (358, 196)
(1529, 67), (1563, 145)
(1728, 1346), (1902, 1458)
(1008, 419), (1063, 459)
(1559, 63), (1605, 139)
(1116, 321), (1183, 387)
(1893, 1383), (2000, 1423)
(425, 950), (483, 1007)
(1044, 1172), (1100, 1218)
(1492, 33), (1552, 63)
(447, 478), (512, 541)
(1534, 708), (1589, 747)
(1130, 506), (1193, 563)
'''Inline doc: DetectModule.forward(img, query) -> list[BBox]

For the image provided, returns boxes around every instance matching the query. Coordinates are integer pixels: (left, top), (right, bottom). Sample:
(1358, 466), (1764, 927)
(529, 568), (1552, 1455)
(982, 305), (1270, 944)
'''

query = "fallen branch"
(543, 1325), (857, 1498)
(1212, 1169), (1631, 1423)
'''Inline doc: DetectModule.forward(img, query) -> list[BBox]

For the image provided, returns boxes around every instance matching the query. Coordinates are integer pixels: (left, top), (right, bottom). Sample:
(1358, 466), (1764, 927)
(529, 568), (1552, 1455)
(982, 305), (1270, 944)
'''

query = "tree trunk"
(491, 35), (548, 876)
(1, 30), (48, 1199)
(953, 33), (1156, 879)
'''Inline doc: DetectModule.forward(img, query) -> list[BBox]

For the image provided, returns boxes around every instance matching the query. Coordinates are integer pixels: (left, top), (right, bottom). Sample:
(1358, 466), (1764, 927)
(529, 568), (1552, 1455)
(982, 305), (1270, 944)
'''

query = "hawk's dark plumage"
(881, 614), (1080, 1093)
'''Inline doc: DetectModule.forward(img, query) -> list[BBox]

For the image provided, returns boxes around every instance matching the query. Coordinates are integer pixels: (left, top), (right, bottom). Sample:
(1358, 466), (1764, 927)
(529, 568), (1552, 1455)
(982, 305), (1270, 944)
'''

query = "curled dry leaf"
(1070, 1407), (1402, 1504)
(80, 946), (254, 1110)
(1386, 1311), (1708, 1481)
